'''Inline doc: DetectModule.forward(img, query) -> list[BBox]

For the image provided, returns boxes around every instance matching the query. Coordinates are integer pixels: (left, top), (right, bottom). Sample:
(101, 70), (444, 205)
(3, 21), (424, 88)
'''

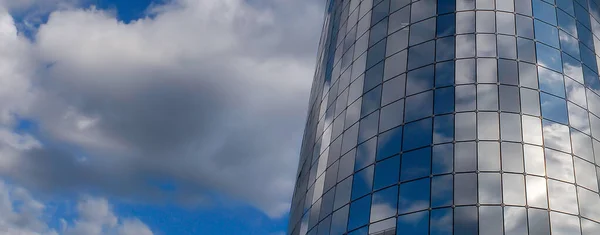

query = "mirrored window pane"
(369, 19), (388, 47)
(543, 120), (572, 153)
(381, 75), (405, 106)
(436, 36), (455, 61)
(537, 42), (563, 72)
(379, 100), (404, 132)
(574, 158), (598, 192)
(476, 11), (495, 33)
(456, 112), (476, 141)
(578, 187), (600, 222)
(456, 85), (476, 112)
(524, 144), (546, 176)
(403, 118), (432, 151)
(384, 50), (407, 80)
(527, 175), (549, 209)
(390, 0), (410, 12)
(388, 6), (410, 35)
(497, 12), (515, 34)
(435, 61), (455, 87)
(571, 129), (594, 162)
(347, 195), (372, 231)
(360, 86), (381, 118)
(516, 14), (534, 38)
(386, 30), (409, 56)
(373, 156), (400, 190)
(409, 18), (436, 46)
(500, 113), (522, 142)
(367, 39), (387, 69)
(431, 175), (453, 208)
(456, 59), (476, 84)
(546, 147), (574, 182)
(432, 143), (454, 175)
(457, 0), (475, 11)
(397, 210), (429, 235)
(498, 59), (518, 85)
(358, 111), (379, 143)
(455, 142), (476, 172)
(479, 206), (503, 235)
(504, 207), (528, 235)
(478, 113), (499, 140)
(582, 218), (600, 235)
(499, 85), (520, 112)
(477, 58), (497, 83)
(406, 65), (434, 96)
(540, 92), (569, 125)
(535, 19), (560, 48)
(455, 173), (477, 205)
(498, 35), (517, 59)
(330, 205), (349, 235)
(398, 178), (430, 214)
(371, 0), (389, 25)
(369, 217), (396, 234)
(431, 208), (453, 235)
(518, 38), (537, 63)
(377, 126), (402, 161)
(456, 11), (475, 33)
(351, 165), (374, 200)
(565, 78), (587, 109)
(522, 115), (543, 145)
(521, 88), (541, 116)
(456, 34), (476, 58)
(454, 206), (478, 234)
(502, 142), (524, 173)
(437, 14), (455, 37)
(435, 87), (455, 115)
(401, 147), (431, 181)
(477, 34), (497, 57)
(479, 173), (502, 204)
(477, 85), (498, 111)
(519, 62), (539, 89)
(479, 141), (500, 171)
(338, 149), (356, 182)
(533, 0), (557, 25)
(334, 176), (353, 210)
(529, 208), (551, 235)
(539, 66), (566, 98)
(434, 114), (454, 144)
(560, 31), (580, 60)
(410, 0), (435, 23)
(550, 211), (581, 235)
(503, 173), (526, 206)
(370, 186), (398, 222)
(408, 40), (435, 70)
(548, 179), (579, 214)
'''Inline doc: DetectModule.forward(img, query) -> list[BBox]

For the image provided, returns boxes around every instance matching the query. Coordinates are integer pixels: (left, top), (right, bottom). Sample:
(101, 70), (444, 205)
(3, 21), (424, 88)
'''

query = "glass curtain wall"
(288, 0), (600, 234)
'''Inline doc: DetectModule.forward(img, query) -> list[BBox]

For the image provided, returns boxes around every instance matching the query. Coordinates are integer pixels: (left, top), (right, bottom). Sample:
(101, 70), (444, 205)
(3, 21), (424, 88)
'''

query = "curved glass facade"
(288, 0), (600, 234)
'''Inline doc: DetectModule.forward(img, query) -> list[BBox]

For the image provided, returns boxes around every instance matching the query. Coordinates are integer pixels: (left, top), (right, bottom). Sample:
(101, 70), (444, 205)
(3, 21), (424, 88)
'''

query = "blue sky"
(0, 0), (322, 234)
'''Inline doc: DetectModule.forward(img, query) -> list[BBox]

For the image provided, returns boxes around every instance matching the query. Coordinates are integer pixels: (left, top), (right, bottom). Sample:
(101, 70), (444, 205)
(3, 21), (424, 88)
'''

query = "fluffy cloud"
(0, 0), (322, 218)
(62, 197), (153, 235)
(0, 180), (152, 235)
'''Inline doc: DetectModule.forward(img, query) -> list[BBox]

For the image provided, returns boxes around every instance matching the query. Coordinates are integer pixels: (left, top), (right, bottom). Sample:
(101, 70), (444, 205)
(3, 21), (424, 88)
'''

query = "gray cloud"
(0, 0), (323, 218)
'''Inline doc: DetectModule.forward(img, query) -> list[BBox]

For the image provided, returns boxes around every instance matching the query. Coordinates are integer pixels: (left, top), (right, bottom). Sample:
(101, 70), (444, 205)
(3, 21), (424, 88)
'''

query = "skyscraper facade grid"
(287, 0), (600, 234)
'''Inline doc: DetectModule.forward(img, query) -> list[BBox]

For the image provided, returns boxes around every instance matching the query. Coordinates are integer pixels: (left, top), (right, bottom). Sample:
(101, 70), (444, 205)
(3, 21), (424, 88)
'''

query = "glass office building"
(288, 0), (600, 234)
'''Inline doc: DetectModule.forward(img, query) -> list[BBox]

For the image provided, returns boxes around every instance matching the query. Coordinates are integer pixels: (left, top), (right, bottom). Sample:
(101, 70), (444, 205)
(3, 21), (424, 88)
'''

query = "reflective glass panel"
(347, 195), (372, 231)
(373, 156), (400, 190)
(401, 147), (431, 181)
(398, 178), (430, 214)
(370, 186), (398, 222)
(455, 173), (477, 205)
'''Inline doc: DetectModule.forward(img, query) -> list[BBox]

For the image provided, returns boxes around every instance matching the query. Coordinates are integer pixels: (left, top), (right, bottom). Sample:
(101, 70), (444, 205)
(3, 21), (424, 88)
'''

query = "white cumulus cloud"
(0, 0), (323, 219)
